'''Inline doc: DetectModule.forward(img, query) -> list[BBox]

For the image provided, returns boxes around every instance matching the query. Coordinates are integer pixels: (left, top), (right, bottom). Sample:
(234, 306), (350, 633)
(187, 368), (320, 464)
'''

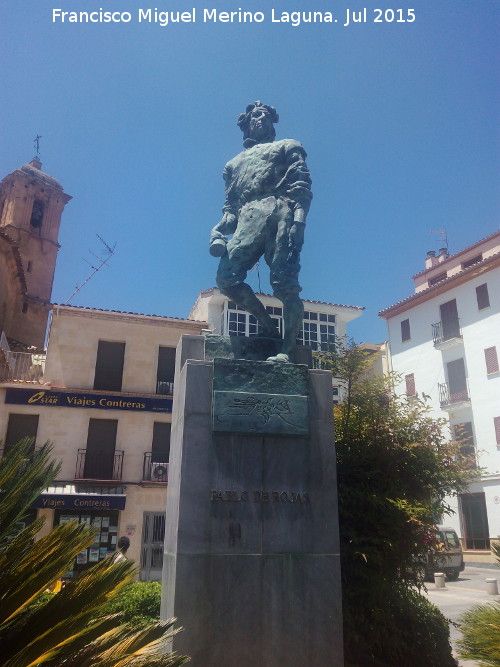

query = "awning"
(31, 484), (127, 511)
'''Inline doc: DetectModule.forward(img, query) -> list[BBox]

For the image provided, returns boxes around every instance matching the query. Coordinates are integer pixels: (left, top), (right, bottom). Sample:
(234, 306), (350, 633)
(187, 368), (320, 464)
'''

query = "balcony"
(143, 452), (169, 483)
(156, 381), (174, 395)
(75, 449), (124, 481)
(438, 382), (470, 409)
(0, 350), (46, 383)
(431, 320), (462, 350)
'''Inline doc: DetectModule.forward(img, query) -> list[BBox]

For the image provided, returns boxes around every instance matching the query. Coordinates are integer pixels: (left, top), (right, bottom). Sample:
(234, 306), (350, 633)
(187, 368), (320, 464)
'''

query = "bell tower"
(0, 157), (72, 348)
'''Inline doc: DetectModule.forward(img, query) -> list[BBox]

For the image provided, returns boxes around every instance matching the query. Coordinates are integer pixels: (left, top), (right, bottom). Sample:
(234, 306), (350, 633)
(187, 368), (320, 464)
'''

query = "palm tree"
(0, 439), (189, 666)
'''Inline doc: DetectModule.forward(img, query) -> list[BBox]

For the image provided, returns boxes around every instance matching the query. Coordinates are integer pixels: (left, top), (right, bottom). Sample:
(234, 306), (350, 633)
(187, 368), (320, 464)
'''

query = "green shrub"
(103, 580), (162, 625)
(457, 542), (500, 666)
(456, 602), (500, 666)
(344, 585), (455, 667)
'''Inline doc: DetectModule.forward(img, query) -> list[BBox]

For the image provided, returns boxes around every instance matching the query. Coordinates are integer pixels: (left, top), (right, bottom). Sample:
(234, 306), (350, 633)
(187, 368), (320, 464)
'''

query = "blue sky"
(1, 0), (497, 343)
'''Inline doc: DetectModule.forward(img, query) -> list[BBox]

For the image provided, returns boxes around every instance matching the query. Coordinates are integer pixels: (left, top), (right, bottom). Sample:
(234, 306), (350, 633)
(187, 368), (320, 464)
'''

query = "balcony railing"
(431, 320), (462, 347)
(438, 382), (470, 407)
(75, 449), (124, 481)
(143, 452), (169, 482)
(156, 381), (174, 395)
(0, 350), (46, 383)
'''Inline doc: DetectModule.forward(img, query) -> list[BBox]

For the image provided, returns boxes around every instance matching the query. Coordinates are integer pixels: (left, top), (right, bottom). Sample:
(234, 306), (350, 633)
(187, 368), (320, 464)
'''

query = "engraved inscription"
(211, 489), (310, 503)
(217, 396), (296, 426)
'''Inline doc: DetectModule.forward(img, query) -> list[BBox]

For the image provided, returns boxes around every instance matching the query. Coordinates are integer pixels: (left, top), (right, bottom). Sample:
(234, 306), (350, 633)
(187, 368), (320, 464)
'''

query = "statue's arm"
(283, 144), (313, 253)
(209, 164), (238, 256)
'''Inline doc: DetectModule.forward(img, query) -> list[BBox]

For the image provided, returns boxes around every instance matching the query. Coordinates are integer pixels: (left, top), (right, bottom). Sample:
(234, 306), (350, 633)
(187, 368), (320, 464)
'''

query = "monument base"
(161, 335), (343, 666)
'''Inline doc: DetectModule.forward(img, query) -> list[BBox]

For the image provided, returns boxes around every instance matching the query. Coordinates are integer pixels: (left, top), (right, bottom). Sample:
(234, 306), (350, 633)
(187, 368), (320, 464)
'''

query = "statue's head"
(237, 101), (279, 148)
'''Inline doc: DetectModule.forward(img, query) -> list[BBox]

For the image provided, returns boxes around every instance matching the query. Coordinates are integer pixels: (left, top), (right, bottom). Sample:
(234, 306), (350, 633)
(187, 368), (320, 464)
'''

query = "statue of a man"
(210, 101), (312, 362)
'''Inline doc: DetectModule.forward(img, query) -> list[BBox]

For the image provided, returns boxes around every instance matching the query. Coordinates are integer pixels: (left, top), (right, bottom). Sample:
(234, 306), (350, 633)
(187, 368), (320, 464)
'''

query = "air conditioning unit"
(151, 462), (168, 481)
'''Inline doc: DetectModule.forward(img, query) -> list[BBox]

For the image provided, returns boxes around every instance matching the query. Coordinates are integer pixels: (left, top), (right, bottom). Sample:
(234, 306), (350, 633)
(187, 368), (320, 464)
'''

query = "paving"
(423, 564), (499, 667)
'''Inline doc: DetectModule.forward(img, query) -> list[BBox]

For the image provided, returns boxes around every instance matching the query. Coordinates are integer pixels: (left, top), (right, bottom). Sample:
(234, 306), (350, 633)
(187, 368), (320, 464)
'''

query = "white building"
(379, 231), (500, 562)
(190, 287), (363, 349)
(190, 287), (364, 402)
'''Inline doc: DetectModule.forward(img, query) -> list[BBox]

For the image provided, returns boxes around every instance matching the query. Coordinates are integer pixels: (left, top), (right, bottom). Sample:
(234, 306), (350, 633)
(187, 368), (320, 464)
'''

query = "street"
(423, 564), (500, 667)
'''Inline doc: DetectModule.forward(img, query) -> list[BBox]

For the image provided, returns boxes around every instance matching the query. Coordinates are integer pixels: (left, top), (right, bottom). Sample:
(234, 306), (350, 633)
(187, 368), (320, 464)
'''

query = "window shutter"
(476, 283), (490, 310)
(405, 373), (416, 396)
(484, 347), (499, 375)
(401, 319), (411, 342)
(495, 417), (500, 445)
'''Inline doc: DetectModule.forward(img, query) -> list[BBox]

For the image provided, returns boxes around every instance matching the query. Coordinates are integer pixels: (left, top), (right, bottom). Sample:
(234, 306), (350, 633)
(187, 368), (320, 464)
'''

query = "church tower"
(0, 157), (72, 349)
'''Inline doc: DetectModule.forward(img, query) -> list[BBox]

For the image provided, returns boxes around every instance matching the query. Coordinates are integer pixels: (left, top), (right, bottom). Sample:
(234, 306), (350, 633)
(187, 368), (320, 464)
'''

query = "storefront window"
(54, 509), (120, 576)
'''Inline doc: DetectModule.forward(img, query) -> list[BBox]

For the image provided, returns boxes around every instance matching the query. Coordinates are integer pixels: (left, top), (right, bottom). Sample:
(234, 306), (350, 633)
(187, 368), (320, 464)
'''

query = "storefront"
(31, 485), (126, 577)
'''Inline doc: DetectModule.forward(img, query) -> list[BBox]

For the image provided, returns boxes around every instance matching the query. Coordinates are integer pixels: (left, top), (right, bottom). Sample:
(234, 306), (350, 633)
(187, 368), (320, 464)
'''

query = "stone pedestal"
(161, 334), (343, 666)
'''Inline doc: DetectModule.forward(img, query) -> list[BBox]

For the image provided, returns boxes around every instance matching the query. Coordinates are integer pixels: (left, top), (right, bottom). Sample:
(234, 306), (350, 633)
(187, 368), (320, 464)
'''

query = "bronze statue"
(210, 102), (312, 362)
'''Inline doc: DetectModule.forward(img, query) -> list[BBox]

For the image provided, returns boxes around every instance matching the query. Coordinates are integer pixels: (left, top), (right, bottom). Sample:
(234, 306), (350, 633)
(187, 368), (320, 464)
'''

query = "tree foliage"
(0, 438), (189, 666)
(316, 340), (477, 666)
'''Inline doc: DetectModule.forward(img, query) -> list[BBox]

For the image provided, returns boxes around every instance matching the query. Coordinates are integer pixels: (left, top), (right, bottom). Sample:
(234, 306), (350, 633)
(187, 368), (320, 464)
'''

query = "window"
(460, 493), (490, 550)
(332, 386), (339, 405)
(446, 358), (468, 402)
(401, 319), (411, 342)
(151, 422), (171, 463)
(476, 283), (490, 310)
(484, 347), (499, 375)
(266, 306), (283, 336)
(4, 413), (39, 453)
(157, 347), (175, 394)
(297, 311), (335, 351)
(22, 302), (28, 314)
(54, 509), (120, 575)
(453, 422), (475, 466)
(494, 416), (500, 446)
(30, 199), (44, 228)
(429, 272), (447, 286)
(439, 299), (460, 340)
(83, 419), (118, 480)
(224, 302), (262, 337)
(141, 512), (166, 580)
(462, 254), (482, 269)
(93, 341), (125, 391)
(405, 373), (416, 396)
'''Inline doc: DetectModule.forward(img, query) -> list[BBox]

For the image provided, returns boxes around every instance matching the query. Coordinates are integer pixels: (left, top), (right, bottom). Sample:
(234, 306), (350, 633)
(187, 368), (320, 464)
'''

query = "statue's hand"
(209, 230), (227, 257)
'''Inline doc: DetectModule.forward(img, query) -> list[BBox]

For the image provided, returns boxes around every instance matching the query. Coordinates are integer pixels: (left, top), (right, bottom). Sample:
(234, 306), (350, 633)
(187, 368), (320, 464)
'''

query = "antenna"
(430, 228), (449, 250)
(65, 235), (117, 304)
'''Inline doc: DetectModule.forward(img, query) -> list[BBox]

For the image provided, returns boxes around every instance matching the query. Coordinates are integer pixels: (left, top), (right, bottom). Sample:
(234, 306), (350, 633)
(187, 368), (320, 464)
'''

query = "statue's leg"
(280, 293), (304, 357)
(216, 200), (280, 338)
(220, 283), (280, 338)
(266, 202), (304, 360)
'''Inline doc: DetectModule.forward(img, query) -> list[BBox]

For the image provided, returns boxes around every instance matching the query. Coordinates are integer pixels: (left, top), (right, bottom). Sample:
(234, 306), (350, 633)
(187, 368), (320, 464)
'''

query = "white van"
(425, 526), (464, 580)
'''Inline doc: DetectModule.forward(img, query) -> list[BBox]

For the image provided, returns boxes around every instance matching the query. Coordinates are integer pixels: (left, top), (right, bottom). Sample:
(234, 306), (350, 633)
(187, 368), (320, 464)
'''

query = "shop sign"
(5, 387), (172, 413)
(31, 494), (126, 510)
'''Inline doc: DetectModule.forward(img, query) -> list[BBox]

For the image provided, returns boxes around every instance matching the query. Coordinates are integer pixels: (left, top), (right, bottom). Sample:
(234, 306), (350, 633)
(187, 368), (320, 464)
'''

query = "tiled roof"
(198, 287), (364, 311)
(412, 230), (500, 279)
(51, 303), (208, 323)
(379, 250), (500, 317)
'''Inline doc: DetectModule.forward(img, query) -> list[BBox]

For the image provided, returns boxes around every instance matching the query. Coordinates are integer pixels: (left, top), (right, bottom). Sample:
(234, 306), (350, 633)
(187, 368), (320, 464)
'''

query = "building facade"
(0, 305), (208, 579)
(380, 232), (500, 562)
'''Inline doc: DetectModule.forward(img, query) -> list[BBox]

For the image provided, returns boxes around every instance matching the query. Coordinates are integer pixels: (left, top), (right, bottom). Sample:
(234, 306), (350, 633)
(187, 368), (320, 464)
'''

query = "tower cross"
(34, 134), (42, 157)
